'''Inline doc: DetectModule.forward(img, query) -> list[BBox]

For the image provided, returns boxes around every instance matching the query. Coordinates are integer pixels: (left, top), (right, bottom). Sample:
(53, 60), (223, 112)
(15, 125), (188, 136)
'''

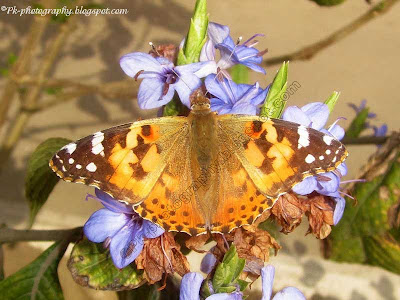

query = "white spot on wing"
(305, 154), (315, 164)
(63, 143), (77, 154)
(76, 164), (82, 169)
(86, 162), (97, 172)
(62, 166), (67, 172)
(332, 156), (337, 163)
(325, 150), (331, 155)
(92, 132), (105, 155)
(323, 135), (334, 145)
(69, 158), (74, 164)
(297, 126), (310, 149)
(319, 155), (324, 160)
(92, 143), (104, 155)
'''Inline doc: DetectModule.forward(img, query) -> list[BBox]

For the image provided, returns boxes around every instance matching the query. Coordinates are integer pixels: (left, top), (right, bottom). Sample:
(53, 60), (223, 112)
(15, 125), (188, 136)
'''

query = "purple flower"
(373, 124), (388, 137)
(205, 74), (269, 115)
(261, 265), (305, 300)
(120, 52), (216, 109)
(200, 252), (217, 274)
(348, 99), (376, 118)
(179, 272), (243, 300)
(83, 189), (164, 269)
(201, 22), (266, 76)
(281, 102), (347, 224)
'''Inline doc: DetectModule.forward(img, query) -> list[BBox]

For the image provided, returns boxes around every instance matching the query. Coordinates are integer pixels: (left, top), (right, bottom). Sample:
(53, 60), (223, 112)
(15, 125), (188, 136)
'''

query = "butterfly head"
(190, 88), (211, 114)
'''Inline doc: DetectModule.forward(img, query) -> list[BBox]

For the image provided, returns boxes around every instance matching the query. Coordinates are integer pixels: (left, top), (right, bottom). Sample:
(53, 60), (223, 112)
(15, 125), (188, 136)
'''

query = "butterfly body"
(50, 94), (348, 236)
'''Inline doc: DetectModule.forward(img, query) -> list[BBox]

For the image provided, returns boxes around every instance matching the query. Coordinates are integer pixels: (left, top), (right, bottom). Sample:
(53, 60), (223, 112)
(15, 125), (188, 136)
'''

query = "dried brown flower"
(135, 232), (190, 284)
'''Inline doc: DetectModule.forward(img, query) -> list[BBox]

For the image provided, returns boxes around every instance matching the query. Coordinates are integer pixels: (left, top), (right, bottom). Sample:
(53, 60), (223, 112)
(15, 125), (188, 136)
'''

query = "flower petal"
(230, 103), (258, 115)
(83, 209), (130, 243)
(208, 22), (231, 45)
(272, 287), (306, 300)
(316, 172), (340, 195)
(200, 253), (217, 274)
(120, 52), (164, 78)
(138, 78), (175, 109)
(173, 73), (202, 107)
(301, 102), (329, 130)
(281, 106), (311, 127)
(142, 220), (165, 239)
(200, 40), (216, 62)
(292, 177), (317, 195)
(177, 61), (217, 79)
(94, 189), (133, 214)
(328, 124), (345, 140)
(333, 196), (346, 225)
(210, 97), (232, 114)
(109, 220), (144, 269)
(179, 272), (203, 300)
(206, 293), (242, 300)
(205, 75), (230, 102)
(337, 163), (348, 177)
(261, 265), (275, 300)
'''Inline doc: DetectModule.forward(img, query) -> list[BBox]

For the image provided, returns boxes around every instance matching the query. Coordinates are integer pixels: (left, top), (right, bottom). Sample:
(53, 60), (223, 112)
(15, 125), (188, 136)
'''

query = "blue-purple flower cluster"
(180, 265), (305, 300)
(120, 22), (268, 114)
(83, 22), (348, 290)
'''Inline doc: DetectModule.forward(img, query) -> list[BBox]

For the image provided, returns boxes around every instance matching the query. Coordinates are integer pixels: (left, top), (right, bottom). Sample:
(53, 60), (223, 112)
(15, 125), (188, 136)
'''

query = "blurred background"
(1, 0), (399, 299)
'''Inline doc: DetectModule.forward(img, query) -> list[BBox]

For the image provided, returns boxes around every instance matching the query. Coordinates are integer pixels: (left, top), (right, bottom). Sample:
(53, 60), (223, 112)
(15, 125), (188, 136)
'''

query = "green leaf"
(177, 0), (208, 65)
(68, 239), (145, 290)
(344, 107), (369, 139)
(327, 135), (400, 273)
(25, 138), (71, 227)
(261, 61), (289, 118)
(231, 64), (249, 84)
(309, 0), (347, 6)
(324, 91), (340, 113)
(165, 0), (208, 116)
(45, 87), (62, 95)
(7, 53), (17, 66)
(363, 234), (400, 273)
(117, 284), (161, 300)
(0, 241), (68, 299)
(212, 245), (246, 293)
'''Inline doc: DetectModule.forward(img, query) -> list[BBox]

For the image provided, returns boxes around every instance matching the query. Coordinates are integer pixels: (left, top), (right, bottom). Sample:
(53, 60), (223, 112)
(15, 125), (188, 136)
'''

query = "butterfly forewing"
(50, 117), (189, 203)
(216, 115), (348, 199)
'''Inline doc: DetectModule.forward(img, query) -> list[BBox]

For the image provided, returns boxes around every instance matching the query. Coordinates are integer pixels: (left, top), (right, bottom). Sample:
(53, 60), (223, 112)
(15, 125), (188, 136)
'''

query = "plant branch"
(264, 0), (399, 66)
(0, 14), (77, 171)
(342, 135), (389, 145)
(0, 13), (51, 127)
(0, 227), (83, 243)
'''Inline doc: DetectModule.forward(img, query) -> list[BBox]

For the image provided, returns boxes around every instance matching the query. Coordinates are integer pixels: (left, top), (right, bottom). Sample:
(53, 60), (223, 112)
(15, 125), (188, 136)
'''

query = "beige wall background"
(1, 0), (400, 299)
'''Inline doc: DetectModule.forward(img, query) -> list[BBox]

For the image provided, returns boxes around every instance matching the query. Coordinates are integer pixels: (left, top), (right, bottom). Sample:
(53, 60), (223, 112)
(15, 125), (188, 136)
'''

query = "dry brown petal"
(185, 232), (211, 253)
(135, 232), (190, 284)
(302, 194), (335, 239)
(149, 44), (178, 63)
(271, 193), (306, 233)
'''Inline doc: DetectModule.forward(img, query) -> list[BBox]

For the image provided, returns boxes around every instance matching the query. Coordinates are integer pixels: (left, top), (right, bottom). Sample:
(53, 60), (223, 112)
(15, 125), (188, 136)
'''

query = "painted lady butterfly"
(50, 91), (348, 236)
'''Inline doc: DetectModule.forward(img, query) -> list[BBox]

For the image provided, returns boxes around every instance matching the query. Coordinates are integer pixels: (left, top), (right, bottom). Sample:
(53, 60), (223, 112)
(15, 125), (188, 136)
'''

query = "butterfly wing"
(50, 117), (207, 235)
(50, 117), (189, 203)
(211, 115), (348, 233)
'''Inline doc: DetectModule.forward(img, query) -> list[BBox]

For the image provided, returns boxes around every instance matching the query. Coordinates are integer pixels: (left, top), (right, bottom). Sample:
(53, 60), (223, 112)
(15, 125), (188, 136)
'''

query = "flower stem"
(0, 227), (82, 243)
(263, 0), (399, 66)
(342, 135), (388, 145)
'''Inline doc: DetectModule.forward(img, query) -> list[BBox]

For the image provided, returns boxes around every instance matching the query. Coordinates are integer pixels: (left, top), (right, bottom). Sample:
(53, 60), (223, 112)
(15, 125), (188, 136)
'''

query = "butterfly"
(50, 90), (348, 236)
